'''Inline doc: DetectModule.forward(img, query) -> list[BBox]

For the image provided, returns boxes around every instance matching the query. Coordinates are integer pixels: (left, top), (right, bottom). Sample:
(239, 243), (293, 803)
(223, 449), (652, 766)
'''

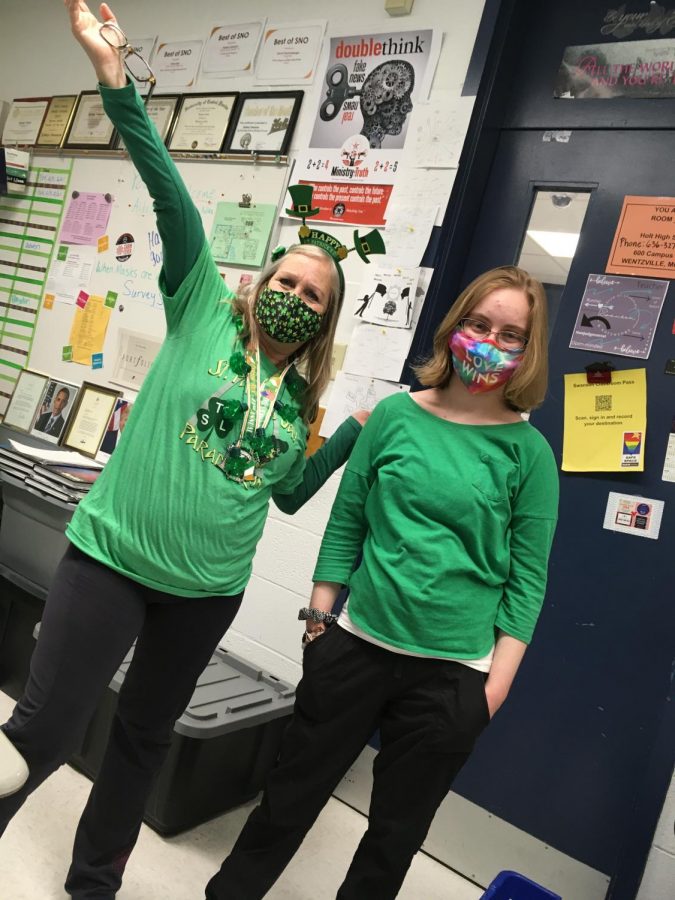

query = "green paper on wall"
(209, 202), (277, 268)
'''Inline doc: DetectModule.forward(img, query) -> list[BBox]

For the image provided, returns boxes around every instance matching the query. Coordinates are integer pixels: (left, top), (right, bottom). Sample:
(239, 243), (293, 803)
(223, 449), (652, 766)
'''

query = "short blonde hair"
(232, 244), (342, 424)
(413, 266), (549, 411)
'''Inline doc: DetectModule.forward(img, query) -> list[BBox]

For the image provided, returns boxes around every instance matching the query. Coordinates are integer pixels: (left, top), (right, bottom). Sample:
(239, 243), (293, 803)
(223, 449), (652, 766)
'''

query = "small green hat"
(285, 184), (320, 219)
(353, 229), (387, 264)
(274, 184), (387, 304)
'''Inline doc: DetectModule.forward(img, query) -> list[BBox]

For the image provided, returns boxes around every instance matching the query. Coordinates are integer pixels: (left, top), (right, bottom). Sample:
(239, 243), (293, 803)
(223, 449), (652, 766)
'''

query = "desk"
(0, 423), (75, 598)
(0, 424), (74, 695)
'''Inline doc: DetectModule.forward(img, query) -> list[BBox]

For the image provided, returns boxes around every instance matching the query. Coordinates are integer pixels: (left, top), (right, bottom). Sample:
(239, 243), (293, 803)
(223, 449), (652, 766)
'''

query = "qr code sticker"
(595, 395), (612, 411)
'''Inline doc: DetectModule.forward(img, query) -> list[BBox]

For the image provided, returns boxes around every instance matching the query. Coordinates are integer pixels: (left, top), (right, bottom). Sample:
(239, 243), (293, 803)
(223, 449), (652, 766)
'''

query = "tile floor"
(0, 691), (484, 900)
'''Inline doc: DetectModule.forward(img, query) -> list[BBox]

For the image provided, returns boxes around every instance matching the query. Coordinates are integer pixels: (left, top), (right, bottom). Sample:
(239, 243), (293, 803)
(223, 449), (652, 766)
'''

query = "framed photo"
(167, 92), (238, 153)
(100, 397), (134, 454)
(2, 369), (49, 433)
(223, 90), (303, 155)
(35, 95), (78, 148)
(116, 94), (180, 151)
(63, 91), (117, 150)
(1, 97), (50, 146)
(61, 382), (121, 458)
(30, 379), (79, 445)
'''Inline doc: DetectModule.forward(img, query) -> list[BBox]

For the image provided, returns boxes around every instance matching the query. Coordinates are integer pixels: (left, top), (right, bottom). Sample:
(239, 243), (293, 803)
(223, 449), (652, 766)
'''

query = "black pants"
(0, 544), (243, 900)
(207, 625), (490, 900)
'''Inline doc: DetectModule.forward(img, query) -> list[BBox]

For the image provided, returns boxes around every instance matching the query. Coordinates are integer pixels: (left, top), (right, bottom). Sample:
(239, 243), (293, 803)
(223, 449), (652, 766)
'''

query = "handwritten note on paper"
(343, 324), (414, 381)
(319, 371), (409, 438)
(408, 94), (475, 168)
(388, 170), (455, 229)
(382, 204), (438, 267)
(60, 192), (113, 245)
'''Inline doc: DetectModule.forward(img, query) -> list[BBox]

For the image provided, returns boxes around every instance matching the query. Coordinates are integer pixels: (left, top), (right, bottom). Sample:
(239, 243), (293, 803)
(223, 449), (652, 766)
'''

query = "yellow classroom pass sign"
(562, 369), (647, 472)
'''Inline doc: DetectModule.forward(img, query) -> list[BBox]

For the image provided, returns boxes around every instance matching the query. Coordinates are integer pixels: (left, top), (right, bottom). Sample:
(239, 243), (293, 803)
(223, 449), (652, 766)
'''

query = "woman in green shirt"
(0, 3), (381, 897)
(208, 265), (559, 899)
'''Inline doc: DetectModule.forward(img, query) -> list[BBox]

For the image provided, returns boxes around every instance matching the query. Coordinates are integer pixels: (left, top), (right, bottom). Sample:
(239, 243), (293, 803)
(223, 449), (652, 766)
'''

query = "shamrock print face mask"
(255, 287), (324, 344)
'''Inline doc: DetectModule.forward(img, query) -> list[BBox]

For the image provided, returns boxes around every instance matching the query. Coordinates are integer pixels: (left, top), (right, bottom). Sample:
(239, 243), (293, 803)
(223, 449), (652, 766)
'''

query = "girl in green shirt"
(208, 266), (559, 899)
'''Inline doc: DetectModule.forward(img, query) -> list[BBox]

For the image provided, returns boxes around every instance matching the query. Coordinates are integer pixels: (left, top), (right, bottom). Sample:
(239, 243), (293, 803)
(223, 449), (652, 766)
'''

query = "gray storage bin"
(0, 474), (73, 598)
(67, 640), (296, 835)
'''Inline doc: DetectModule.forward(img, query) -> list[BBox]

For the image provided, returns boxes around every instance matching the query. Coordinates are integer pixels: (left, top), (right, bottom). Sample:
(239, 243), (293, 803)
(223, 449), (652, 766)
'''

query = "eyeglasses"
(99, 23), (156, 102)
(459, 317), (528, 353)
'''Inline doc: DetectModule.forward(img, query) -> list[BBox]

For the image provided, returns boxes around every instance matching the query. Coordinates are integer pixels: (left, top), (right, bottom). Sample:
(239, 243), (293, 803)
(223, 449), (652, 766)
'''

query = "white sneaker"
(0, 730), (29, 798)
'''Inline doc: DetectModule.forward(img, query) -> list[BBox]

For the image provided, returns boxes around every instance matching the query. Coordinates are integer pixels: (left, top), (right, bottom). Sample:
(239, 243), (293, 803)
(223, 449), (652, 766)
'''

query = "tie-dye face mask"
(449, 329), (523, 394)
(256, 287), (324, 344)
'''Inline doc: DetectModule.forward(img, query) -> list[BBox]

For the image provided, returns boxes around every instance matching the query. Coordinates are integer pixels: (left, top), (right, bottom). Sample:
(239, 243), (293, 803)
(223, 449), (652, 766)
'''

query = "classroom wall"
(0, 0), (485, 682)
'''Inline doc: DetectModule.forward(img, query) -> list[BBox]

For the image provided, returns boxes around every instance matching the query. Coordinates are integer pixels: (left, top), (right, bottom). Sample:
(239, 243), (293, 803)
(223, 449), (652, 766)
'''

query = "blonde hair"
(232, 244), (342, 424)
(413, 266), (549, 411)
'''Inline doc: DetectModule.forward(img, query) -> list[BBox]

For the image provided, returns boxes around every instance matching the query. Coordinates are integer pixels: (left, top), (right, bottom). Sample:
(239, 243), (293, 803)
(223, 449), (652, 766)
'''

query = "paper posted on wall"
(344, 267), (432, 380)
(603, 492), (664, 540)
(381, 202), (439, 267)
(292, 27), (442, 227)
(353, 265), (420, 329)
(407, 93), (474, 168)
(44, 245), (96, 305)
(562, 368), (647, 472)
(319, 371), (408, 438)
(111, 329), (162, 390)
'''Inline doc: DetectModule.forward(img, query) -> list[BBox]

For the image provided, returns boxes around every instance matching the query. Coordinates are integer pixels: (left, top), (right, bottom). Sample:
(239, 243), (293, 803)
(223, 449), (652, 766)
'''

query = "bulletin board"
(0, 152), (290, 414)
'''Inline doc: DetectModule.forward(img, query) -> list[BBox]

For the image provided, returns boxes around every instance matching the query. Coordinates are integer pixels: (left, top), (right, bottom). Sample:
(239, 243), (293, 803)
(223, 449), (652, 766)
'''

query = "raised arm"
(65, 1), (203, 294)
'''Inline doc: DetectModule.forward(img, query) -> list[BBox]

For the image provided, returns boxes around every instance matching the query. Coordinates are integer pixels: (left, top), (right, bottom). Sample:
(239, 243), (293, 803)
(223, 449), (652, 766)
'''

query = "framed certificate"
(36, 95), (78, 148)
(2, 370), (49, 433)
(223, 91), (303, 155)
(167, 92), (238, 152)
(30, 378), (79, 445)
(63, 91), (117, 150)
(116, 94), (180, 150)
(61, 382), (121, 458)
(1, 98), (49, 146)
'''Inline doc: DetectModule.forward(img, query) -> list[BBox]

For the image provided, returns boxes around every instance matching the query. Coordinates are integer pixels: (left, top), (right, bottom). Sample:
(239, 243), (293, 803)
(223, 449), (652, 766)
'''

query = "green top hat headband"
(272, 184), (386, 301)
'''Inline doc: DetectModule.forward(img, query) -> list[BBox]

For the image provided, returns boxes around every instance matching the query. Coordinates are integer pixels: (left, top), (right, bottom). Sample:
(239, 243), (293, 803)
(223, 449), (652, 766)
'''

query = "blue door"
(446, 125), (675, 900)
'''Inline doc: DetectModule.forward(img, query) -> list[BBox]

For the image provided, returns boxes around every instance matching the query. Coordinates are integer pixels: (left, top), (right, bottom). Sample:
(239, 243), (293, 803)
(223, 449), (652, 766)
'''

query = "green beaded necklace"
(191, 318), (304, 486)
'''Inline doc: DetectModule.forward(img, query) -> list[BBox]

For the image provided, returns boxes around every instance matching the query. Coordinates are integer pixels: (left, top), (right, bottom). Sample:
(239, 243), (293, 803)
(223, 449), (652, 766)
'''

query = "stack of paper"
(0, 441), (104, 505)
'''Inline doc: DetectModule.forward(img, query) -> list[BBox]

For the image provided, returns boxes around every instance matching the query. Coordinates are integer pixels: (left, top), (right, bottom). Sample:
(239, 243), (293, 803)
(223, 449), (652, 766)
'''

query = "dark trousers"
(207, 625), (490, 900)
(0, 544), (243, 900)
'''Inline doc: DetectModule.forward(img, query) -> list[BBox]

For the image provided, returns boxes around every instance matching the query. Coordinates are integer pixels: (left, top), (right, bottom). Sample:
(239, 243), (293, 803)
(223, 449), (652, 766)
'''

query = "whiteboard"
(25, 152), (290, 399)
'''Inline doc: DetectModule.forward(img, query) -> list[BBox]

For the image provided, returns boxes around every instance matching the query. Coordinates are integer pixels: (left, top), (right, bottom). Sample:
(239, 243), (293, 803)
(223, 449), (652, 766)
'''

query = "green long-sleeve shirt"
(314, 392), (559, 658)
(67, 81), (361, 596)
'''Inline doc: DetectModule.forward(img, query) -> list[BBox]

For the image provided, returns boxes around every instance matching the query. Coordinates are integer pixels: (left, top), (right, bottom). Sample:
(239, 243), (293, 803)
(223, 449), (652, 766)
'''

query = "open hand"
(64, 0), (126, 87)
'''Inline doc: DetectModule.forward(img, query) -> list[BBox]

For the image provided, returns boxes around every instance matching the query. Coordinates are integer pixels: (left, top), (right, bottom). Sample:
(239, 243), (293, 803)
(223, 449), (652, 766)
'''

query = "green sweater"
(67, 82), (361, 596)
(314, 393), (559, 658)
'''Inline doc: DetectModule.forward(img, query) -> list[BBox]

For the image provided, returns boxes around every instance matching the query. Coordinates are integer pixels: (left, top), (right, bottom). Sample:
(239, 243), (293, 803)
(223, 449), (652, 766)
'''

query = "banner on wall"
(293, 27), (441, 227)
(555, 38), (675, 99)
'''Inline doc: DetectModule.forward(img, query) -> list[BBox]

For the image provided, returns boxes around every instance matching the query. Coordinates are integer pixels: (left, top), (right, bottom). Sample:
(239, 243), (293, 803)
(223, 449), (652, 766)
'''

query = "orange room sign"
(607, 195), (675, 278)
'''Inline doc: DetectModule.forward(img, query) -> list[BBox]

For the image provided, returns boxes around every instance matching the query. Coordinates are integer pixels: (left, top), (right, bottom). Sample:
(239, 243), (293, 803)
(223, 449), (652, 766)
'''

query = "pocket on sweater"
(472, 453), (508, 503)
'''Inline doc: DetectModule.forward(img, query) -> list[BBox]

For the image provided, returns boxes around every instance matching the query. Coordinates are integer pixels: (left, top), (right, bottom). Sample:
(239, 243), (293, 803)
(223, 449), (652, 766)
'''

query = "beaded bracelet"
(298, 607), (337, 626)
